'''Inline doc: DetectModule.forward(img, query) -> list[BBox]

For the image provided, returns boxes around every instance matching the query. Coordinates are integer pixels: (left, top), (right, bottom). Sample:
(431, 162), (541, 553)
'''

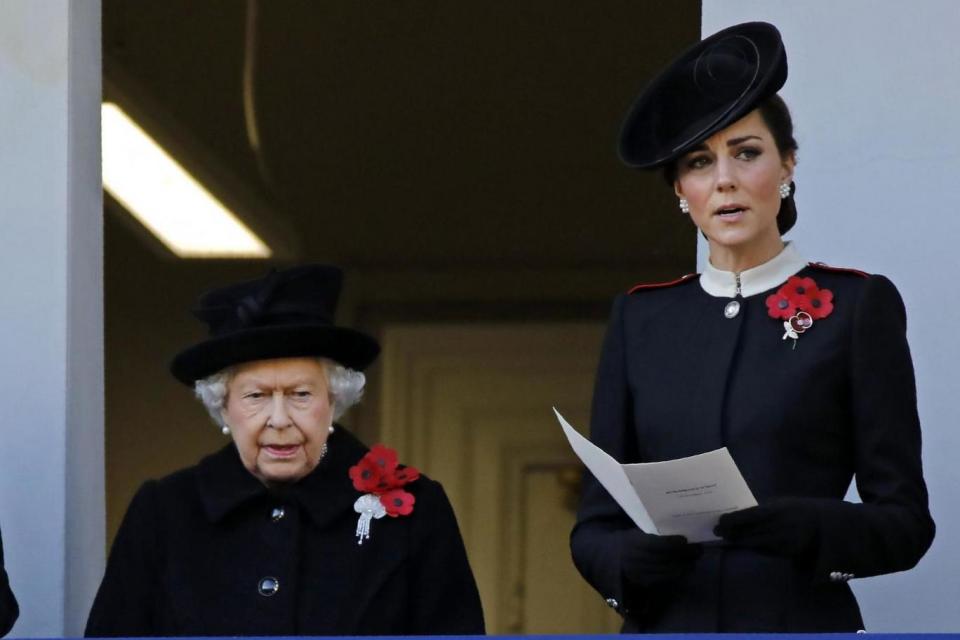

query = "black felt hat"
(619, 22), (787, 169)
(170, 265), (380, 385)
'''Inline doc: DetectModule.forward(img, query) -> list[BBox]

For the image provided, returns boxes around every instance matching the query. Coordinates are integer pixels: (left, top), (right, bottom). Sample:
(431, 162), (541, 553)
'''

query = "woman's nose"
(715, 156), (737, 191)
(267, 393), (292, 429)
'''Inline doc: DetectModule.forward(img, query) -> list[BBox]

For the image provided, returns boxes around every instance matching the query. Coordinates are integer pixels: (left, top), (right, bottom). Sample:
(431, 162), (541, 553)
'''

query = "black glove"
(621, 530), (702, 589)
(714, 497), (821, 557)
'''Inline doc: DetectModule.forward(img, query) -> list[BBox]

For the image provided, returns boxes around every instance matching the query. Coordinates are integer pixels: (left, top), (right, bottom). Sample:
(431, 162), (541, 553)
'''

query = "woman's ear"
(781, 151), (797, 183)
(674, 181), (684, 199)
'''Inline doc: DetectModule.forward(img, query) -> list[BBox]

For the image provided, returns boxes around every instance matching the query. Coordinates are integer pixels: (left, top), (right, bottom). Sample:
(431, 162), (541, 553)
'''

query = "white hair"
(193, 358), (366, 429)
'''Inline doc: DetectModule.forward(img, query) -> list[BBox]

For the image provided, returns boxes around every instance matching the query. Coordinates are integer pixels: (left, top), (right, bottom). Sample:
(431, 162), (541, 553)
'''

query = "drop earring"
(779, 182), (791, 199)
(678, 198), (690, 214)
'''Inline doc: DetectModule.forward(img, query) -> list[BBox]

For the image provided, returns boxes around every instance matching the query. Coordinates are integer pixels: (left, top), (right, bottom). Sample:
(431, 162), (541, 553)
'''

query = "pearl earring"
(678, 198), (690, 214)
(328, 425), (335, 434)
(221, 425), (230, 435)
(779, 182), (791, 199)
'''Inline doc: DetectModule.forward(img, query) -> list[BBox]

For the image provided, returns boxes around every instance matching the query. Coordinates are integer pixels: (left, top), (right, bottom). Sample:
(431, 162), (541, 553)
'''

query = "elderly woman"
(0, 526), (17, 637)
(85, 265), (484, 636)
(571, 22), (934, 632)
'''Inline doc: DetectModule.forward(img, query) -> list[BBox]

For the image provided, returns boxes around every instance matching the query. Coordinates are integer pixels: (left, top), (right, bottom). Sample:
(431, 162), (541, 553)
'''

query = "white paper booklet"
(555, 408), (757, 543)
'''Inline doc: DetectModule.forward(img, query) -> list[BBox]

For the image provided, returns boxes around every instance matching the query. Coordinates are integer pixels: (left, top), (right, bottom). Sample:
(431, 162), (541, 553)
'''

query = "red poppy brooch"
(765, 275), (834, 348)
(349, 444), (420, 545)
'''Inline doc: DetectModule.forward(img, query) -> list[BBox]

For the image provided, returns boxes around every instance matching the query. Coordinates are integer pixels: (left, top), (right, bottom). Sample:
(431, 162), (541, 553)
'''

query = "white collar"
(700, 242), (807, 298)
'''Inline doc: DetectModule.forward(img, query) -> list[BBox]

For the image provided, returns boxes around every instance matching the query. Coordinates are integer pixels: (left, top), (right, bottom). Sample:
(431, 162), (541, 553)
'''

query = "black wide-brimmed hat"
(170, 264), (380, 385)
(619, 21), (787, 169)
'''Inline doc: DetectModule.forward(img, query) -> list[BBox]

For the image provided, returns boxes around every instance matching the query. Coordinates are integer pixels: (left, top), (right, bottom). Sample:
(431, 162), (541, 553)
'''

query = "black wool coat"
(571, 263), (934, 632)
(0, 527), (18, 637)
(85, 427), (484, 636)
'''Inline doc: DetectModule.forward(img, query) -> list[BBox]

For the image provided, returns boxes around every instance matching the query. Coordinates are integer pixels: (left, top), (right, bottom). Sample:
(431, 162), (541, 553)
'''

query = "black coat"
(0, 527), (17, 637)
(571, 262), (934, 632)
(85, 427), (484, 636)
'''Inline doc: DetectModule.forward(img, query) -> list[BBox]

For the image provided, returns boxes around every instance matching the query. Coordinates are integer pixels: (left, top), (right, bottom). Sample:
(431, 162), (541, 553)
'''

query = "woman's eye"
(686, 155), (710, 169)
(292, 391), (312, 399)
(736, 147), (761, 160)
(243, 392), (264, 400)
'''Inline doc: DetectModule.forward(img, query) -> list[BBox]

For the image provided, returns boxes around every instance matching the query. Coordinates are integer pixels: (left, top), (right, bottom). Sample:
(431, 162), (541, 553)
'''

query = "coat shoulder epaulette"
(628, 272), (699, 294)
(808, 261), (870, 278)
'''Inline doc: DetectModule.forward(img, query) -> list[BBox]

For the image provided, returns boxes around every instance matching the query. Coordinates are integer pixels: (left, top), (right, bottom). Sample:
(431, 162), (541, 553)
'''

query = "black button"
(258, 576), (279, 596)
(271, 507), (285, 522)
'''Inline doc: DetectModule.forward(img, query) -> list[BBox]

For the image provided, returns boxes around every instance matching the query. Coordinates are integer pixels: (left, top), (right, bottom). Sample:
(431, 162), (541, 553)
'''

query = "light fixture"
(101, 102), (272, 259)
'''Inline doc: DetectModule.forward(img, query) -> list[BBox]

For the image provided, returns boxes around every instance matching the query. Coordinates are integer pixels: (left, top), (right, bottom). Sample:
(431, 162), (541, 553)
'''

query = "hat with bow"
(170, 264), (380, 385)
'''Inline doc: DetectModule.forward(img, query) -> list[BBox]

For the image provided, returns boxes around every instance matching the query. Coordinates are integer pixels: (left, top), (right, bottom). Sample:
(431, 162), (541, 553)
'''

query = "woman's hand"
(714, 497), (820, 557)
(621, 530), (702, 588)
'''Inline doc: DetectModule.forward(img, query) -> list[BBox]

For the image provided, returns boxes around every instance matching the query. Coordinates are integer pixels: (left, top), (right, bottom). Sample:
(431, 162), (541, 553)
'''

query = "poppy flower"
(380, 489), (416, 517)
(367, 444), (399, 473)
(789, 312), (813, 333)
(349, 457), (383, 493)
(766, 291), (799, 319)
(767, 276), (835, 321)
(388, 465), (421, 487)
(768, 274), (835, 347)
(784, 276), (818, 299)
(804, 287), (834, 320)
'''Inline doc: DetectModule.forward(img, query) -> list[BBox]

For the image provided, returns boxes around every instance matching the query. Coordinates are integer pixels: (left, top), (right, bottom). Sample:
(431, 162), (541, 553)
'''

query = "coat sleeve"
(811, 275), (935, 579)
(0, 526), (18, 637)
(406, 480), (485, 634)
(570, 294), (642, 616)
(85, 481), (163, 637)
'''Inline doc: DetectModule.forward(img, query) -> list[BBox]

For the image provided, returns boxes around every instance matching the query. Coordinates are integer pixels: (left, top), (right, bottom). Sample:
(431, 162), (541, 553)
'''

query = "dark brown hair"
(664, 94), (799, 234)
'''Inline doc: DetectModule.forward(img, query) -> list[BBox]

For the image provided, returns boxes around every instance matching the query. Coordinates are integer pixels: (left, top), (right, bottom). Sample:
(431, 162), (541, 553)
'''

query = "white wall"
(701, 1), (960, 632)
(0, 1), (103, 636)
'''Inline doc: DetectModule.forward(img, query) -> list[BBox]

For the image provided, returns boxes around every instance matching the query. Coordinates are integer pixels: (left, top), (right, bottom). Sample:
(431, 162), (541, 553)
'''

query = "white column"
(0, 1), (103, 636)
(700, 1), (960, 631)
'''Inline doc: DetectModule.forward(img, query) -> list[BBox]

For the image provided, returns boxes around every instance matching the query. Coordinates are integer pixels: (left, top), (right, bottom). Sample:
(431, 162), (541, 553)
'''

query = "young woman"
(570, 22), (933, 632)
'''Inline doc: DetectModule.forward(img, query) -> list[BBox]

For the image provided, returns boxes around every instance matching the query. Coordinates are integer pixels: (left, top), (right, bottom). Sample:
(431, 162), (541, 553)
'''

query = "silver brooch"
(782, 311), (813, 348)
(354, 494), (386, 545)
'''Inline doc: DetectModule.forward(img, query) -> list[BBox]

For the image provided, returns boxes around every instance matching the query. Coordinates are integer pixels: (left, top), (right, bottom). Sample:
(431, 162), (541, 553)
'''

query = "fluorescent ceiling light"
(101, 102), (271, 258)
